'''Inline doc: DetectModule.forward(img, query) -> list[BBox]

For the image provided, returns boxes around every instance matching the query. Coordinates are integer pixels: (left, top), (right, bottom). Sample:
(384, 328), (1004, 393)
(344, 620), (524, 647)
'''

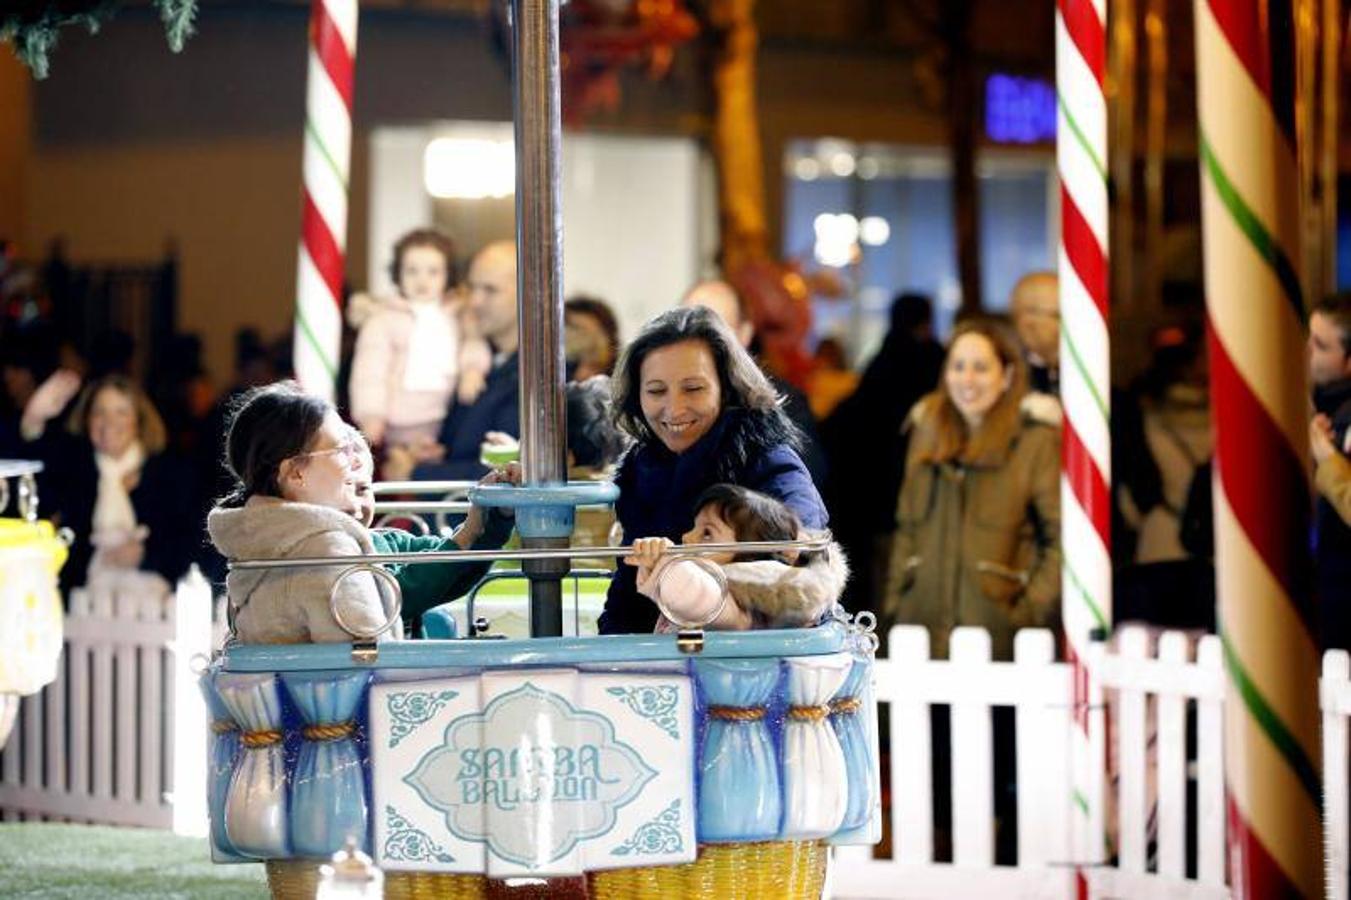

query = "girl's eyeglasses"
(292, 440), (363, 467)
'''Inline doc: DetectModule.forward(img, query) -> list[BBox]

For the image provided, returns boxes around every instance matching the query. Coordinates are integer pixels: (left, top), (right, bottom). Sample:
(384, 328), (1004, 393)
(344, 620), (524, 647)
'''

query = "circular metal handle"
(654, 556), (731, 630)
(328, 564), (404, 640)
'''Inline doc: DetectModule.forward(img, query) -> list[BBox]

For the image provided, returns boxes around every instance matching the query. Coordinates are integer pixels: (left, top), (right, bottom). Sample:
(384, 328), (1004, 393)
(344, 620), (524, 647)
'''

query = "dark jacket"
(1315, 377), (1351, 444)
(821, 333), (944, 612)
(598, 408), (828, 635)
(51, 447), (199, 594)
(1315, 378), (1351, 650)
(770, 373), (828, 490)
(413, 352), (520, 482)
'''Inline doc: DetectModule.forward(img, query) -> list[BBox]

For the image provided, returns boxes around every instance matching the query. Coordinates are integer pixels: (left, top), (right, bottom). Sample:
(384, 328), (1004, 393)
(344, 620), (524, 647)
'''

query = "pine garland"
(1, 1), (198, 79)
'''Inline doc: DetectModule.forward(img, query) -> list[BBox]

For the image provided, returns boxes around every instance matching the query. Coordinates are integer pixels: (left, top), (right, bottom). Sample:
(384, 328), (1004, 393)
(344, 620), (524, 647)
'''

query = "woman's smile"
(639, 339), (723, 454)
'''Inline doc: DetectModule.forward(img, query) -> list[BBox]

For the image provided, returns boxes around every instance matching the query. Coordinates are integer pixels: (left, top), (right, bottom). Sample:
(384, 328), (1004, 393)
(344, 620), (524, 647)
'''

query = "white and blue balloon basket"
(203, 480), (881, 899)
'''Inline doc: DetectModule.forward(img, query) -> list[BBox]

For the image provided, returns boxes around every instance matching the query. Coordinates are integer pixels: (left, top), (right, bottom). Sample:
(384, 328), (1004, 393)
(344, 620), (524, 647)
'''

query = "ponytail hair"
(220, 381), (330, 507)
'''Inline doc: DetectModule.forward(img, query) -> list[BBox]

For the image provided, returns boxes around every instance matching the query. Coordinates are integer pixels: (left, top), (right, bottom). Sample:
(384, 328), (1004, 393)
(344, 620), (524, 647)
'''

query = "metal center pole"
(512, 0), (568, 637)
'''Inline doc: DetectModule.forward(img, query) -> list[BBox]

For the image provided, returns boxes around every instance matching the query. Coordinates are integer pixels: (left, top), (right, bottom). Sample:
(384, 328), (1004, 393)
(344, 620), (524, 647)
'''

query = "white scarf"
(92, 442), (145, 538)
(401, 301), (457, 393)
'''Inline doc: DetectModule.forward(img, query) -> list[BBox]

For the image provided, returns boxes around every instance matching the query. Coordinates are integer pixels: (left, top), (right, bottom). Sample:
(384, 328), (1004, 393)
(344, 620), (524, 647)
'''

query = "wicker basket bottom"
(265, 840), (827, 900)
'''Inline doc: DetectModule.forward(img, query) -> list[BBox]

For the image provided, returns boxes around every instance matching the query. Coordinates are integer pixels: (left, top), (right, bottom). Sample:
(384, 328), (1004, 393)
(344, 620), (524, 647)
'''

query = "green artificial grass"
(0, 823), (269, 899)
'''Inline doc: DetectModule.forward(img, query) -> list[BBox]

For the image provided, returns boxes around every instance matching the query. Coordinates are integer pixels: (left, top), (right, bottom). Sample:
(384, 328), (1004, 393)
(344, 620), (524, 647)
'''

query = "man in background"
(394, 241), (522, 482)
(1009, 271), (1060, 395)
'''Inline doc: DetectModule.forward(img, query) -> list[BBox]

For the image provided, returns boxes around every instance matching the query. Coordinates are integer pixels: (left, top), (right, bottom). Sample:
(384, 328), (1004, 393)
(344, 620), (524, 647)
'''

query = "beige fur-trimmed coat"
(208, 496), (402, 645)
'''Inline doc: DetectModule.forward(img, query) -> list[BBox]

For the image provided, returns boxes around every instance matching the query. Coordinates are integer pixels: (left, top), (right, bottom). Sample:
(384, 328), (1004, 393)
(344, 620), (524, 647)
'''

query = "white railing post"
(170, 566), (211, 837)
(1195, 635), (1227, 888)
(1116, 626), (1150, 874)
(890, 625), (934, 865)
(1014, 627), (1070, 886)
(1155, 631), (1189, 879)
(948, 627), (994, 867)
(1323, 649), (1350, 900)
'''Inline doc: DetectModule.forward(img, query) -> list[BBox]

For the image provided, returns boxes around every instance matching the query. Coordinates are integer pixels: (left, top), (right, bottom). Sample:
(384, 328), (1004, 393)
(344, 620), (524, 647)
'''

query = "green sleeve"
(372, 524), (511, 621)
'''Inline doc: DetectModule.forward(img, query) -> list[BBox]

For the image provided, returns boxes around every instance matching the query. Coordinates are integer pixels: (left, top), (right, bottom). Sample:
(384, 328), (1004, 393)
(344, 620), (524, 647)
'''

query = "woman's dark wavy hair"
(612, 305), (792, 450)
(220, 381), (330, 507)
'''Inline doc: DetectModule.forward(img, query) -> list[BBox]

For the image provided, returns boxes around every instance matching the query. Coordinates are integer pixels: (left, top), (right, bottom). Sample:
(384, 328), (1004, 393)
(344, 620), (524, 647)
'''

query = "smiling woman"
(599, 305), (828, 634)
(882, 318), (1061, 662)
(31, 374), (199, 595)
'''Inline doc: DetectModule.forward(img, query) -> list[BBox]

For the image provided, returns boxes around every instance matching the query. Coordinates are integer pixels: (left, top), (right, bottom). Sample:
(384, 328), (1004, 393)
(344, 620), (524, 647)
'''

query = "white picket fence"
(5, 596), (1351, 899)
(0, 569), (212, 834)
(831, 624), (1347, 899)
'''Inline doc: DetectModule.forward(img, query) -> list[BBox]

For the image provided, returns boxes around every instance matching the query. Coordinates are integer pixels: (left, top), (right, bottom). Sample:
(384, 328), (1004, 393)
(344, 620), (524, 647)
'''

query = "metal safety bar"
(372, 500), (612, 515)
(229, 532), (832, 572)
(373, 501), (473, 514)
(369, 480), (477, 496)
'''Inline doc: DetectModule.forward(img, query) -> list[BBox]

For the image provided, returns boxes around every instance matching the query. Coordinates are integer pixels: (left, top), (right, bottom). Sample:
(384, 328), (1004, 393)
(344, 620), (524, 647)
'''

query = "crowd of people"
(4, 228), (1351, 661)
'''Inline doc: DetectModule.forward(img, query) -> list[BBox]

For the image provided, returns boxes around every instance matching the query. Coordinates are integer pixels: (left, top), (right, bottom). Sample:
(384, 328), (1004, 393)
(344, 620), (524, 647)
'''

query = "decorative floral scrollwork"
(605, 685), (680, 739)
(611, 799), (684, 857)
(386, 689), (458, 748)
(383, 805), (454, 864)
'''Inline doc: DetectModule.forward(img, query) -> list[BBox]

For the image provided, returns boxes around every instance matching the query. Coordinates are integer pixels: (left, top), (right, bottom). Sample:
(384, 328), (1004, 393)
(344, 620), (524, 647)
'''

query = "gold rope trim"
(302, 721), (355, 742)
(211, 719), (238, 734)
(829, 696), (862, 716)
(708, 705), (767, 722)
(787, 705), (830, 722)
(240, 729), (283, 748)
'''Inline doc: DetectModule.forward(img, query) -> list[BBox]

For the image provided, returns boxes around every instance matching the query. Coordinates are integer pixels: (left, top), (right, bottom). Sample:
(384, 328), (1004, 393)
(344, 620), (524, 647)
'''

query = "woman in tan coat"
(883, 319), (1061, 661)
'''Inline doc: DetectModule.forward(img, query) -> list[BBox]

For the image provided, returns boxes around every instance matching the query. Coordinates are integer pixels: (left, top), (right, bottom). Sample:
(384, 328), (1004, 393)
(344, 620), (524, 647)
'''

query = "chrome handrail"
(372, 501), (611, 515)
(229, 533), (832, 572)
(372, 501), (473, 514)
(370, 480), (476, 496)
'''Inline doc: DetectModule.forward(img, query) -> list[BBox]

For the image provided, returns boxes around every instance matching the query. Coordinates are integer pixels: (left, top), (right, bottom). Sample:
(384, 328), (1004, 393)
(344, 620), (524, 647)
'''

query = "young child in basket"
(348, 436), (518, 635)
(624, 483), (848, 633)
(349, 228), (490, 452)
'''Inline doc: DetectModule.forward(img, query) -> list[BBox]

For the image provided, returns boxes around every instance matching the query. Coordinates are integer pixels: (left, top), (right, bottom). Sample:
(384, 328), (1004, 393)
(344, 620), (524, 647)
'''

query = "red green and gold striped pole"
(1194, 0), (1321, 895)
(1056, 0), (1111, 893)
(293, 0), (357, 402)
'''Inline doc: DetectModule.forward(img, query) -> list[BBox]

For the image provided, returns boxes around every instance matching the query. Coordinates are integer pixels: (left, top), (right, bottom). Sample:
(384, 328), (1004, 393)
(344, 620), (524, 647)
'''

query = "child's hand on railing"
(623, 537), (675, 582)
(454, 463), (524, 548)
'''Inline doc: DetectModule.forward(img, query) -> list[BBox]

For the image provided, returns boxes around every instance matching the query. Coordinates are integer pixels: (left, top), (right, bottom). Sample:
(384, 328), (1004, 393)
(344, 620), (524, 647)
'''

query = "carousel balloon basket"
(202, 619), (880, 899)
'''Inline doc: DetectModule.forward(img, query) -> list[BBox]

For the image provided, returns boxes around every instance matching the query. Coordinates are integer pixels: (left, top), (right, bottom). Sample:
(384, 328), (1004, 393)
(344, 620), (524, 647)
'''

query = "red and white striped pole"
(293, 0), (357, 402)
(1194, 1), (1322, 895)
(1056, 0), (1111, 893)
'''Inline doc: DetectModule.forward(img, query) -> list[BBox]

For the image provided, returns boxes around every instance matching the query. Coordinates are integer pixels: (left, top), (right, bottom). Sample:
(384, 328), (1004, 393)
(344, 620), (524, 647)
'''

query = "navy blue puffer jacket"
(598, 408), (827, 634)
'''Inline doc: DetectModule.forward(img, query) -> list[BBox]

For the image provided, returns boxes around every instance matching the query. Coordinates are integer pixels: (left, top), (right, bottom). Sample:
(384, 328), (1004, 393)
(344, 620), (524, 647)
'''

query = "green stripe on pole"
(1198, 133), (1304, 323)
(1056, 90), (1107, 181)
(1064, 557), (1110, 632)
(305, 118), (349, 192)
(1220, 631), (1321, 809)
(1061, 325), (1109, 422)
(296, 307), (338, 382)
